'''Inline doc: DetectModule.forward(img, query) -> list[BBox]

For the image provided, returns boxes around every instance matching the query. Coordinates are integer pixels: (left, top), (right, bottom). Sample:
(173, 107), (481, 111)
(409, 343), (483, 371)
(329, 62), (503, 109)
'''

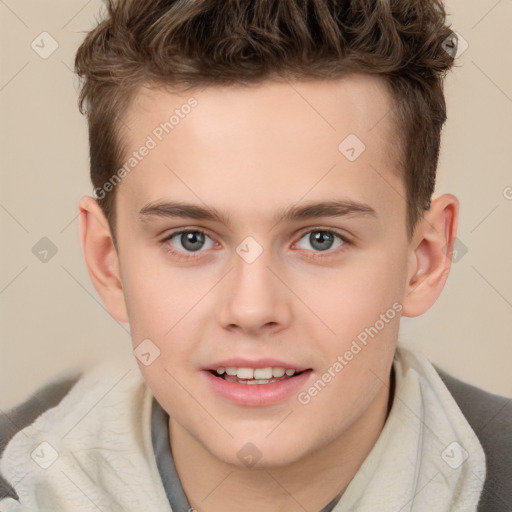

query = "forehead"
(124, 73), (395, 144)
(116, 74), (403, 227)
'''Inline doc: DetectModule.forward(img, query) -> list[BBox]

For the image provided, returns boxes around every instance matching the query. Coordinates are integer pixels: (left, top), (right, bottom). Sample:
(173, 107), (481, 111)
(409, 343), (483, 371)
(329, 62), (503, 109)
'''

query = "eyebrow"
(138, 199), (377, 226)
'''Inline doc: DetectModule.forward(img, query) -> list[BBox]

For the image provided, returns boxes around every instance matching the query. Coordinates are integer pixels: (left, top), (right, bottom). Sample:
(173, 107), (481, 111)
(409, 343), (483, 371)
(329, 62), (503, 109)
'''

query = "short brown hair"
(75, 0), (456, 246)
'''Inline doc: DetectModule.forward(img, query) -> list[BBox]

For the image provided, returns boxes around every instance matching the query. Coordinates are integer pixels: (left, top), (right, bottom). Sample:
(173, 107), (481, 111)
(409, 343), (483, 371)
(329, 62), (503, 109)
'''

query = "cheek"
(119, 250), (211, 382)
(120, 251), (199, 338)
(296, 253), (403, 408)
(306, 254), (403, 342)
(298, 266), (400, 410)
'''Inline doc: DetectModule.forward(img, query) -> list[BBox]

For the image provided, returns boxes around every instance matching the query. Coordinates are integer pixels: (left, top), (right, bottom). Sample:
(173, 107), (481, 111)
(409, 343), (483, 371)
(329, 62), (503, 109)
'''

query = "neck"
(169, 372), (393, 512)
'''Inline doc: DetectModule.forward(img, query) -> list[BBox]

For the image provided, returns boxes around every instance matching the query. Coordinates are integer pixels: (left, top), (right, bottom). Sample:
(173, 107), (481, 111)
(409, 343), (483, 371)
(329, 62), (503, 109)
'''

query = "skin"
(79, 73), (459, 512)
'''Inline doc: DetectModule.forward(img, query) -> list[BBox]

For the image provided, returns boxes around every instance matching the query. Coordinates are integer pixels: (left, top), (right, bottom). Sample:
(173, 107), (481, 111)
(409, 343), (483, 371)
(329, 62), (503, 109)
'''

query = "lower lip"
(202, 369), (313, 406)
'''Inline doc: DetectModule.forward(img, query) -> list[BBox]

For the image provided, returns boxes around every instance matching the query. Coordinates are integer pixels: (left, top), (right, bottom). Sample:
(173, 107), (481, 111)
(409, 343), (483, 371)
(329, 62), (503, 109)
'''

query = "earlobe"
(78, 196), (129, 323)
(402, 194), (459, 318)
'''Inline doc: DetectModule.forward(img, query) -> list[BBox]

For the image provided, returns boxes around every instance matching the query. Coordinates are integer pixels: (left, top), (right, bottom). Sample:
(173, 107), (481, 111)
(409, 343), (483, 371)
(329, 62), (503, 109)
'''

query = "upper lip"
(204, 358), (311, 372)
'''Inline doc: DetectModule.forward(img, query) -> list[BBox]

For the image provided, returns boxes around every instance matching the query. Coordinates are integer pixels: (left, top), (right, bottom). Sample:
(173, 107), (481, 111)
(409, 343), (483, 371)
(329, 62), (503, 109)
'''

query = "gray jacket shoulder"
(434, 366), (512, 512)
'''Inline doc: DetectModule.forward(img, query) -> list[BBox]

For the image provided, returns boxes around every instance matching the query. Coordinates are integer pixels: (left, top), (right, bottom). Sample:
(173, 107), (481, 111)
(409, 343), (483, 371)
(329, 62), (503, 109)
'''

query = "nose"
(217, 245), (292, 336)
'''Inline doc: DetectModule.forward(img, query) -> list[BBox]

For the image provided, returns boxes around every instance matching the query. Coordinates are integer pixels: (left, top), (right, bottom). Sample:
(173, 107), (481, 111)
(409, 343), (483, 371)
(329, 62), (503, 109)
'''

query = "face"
(112, 74), (411, 467)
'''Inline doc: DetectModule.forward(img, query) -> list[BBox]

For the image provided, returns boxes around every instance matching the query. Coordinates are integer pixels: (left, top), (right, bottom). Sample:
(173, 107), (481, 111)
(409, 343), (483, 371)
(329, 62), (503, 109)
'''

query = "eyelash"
(160, 227), (351, 262)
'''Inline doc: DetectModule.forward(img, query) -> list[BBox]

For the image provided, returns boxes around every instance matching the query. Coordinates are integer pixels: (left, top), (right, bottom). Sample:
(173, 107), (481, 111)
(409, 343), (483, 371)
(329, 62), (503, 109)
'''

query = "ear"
(402, 193), (459, 317)
(78, 196), (129, 323)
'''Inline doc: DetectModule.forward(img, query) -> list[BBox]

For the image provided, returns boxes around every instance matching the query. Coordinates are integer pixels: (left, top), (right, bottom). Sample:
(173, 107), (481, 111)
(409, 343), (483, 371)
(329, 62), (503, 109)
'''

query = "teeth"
(223, 375), (288, 384)
(254, 367), (272, 379)
(237, 368), (254, 379)
(216, 366), (297, 378)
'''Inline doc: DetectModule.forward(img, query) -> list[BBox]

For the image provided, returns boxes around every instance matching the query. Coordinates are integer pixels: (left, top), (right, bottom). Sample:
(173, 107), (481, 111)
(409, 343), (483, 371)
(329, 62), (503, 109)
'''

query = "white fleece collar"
(0, 345), (486, 512)
(333, 344), (487, 511)
(0, 353), (171, 512)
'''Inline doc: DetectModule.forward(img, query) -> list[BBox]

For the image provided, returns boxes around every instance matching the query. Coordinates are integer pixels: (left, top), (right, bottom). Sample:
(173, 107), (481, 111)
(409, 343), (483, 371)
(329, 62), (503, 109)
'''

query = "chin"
(205, 434), (313, 470)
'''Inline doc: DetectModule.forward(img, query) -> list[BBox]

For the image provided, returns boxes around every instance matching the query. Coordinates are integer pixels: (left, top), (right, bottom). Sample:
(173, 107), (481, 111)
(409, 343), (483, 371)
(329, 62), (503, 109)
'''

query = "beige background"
(1, 0), (511, 410)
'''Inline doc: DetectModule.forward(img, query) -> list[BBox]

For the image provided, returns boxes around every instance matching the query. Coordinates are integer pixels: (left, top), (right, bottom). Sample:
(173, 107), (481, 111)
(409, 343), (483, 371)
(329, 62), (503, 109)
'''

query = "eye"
(161, 229), (216, 258)
(160, 227), (350, 261)
(294, 229), (348, 257)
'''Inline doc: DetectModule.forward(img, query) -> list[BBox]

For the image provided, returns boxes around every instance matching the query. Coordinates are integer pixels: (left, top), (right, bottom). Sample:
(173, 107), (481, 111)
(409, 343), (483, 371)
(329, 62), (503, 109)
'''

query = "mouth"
(207, 367), (311, 385)
(203, 365), (314, 406)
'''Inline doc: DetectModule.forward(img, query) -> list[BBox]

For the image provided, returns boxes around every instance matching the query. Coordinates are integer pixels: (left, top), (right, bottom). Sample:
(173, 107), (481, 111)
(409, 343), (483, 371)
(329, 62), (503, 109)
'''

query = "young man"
(1, 0), (511, 511)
